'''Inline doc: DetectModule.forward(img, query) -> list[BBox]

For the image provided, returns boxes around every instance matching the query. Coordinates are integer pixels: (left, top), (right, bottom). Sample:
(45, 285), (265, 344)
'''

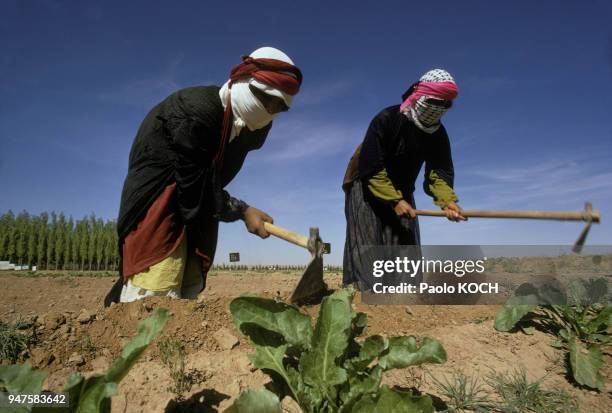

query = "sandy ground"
(0, 272), (610, 412)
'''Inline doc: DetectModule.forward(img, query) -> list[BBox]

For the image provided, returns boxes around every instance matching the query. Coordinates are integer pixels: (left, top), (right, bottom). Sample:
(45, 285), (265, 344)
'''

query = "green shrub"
(495, 280), (611, 391)
(225, 288), (447, 412)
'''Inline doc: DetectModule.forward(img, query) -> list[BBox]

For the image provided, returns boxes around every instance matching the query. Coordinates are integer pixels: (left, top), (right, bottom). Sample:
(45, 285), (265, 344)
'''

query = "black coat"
(105, 86), (270, 306)
(118, 85), (271, 241)
(357, 105), (455, 197)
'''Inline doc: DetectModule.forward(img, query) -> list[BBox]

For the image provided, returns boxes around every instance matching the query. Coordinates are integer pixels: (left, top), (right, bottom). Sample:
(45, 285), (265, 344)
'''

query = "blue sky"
(1, 0), (611, 265)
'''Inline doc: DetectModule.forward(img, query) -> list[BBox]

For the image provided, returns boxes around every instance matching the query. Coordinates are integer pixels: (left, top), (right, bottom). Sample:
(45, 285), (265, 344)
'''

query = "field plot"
(0, 271), (610, 412)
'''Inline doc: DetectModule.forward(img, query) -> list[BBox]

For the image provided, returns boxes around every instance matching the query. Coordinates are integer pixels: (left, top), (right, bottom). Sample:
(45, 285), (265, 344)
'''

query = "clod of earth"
(214, 327), (240, 350)
(77, 309), (93, 324)
(43, 312), (65, 330)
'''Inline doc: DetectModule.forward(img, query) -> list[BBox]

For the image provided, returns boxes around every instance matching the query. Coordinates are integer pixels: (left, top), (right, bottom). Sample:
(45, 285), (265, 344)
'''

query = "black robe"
(104, 86), (271, 305)
(343, 105), (455, 288)
(357, 105), (455, 196)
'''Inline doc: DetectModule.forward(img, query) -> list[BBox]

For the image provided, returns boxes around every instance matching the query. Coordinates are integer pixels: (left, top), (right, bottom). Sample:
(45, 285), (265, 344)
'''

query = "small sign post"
(229, 252), (240, 262)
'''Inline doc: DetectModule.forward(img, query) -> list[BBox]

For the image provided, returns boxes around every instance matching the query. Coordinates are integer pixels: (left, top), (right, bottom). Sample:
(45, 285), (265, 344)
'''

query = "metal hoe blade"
(572, 202), (594, 254)
(290, 227), (328, 305)
(290, 255), (326, 304)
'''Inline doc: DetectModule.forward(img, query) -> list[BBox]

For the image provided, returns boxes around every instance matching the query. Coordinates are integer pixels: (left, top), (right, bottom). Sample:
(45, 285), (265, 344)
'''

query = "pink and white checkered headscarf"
(400, 69), (458, 133)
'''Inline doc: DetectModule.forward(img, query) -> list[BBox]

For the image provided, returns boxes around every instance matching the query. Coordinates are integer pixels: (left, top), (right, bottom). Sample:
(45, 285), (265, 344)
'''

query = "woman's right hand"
(243, 207), (274, 238)
(394, 200), (416, 219)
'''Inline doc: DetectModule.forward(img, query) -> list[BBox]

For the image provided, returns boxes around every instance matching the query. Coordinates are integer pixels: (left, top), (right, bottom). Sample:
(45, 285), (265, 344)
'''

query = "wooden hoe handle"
(414, 209), (601, 223)
(263, 222), (309, 249)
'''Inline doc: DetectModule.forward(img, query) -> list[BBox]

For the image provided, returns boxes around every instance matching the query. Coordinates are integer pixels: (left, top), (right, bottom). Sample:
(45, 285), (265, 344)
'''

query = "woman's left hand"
(444, 202), (467, 222)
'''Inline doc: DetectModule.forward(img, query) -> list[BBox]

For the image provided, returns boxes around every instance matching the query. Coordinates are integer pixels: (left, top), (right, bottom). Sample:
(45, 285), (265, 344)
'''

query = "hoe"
(265, 203), (600, 305)
(263, 222), (330, 305)
(414, 202), (600, 253)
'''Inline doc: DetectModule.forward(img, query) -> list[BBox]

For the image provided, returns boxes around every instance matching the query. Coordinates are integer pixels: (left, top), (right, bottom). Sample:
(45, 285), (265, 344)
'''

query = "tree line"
(0, 210), (118, 270)
(0, 210), (343, 272)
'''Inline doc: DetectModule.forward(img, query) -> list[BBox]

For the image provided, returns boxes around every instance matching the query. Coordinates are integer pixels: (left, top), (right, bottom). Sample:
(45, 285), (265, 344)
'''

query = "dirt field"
(0, 271), (610, 412)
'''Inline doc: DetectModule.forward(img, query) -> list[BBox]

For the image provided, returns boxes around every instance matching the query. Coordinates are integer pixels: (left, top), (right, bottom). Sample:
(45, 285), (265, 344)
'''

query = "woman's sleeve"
(424, 127), (459, 208)
(367, 168), (403, 203)
(217, 191), (249, 222)
(427, 170), (458, 208)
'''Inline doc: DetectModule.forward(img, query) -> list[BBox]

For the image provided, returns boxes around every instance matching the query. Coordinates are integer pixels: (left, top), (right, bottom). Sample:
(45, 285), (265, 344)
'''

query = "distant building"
(0, 261), (14, 271)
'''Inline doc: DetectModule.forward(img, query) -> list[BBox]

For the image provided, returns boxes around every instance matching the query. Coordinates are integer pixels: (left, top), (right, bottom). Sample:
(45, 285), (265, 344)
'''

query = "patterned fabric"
(415, 97), (448, 124)
(343, 179), (421, 289)
(420, 68), (455, 82)
(400, 69), (458, 133)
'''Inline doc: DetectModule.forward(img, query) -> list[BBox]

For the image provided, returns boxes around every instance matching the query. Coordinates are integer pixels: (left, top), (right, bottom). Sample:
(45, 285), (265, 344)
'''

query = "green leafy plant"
(225, 288), (447, 412)
(494, 280), (611, 391)
(0, 308), (169, 413)
(224, 388), (283, 413)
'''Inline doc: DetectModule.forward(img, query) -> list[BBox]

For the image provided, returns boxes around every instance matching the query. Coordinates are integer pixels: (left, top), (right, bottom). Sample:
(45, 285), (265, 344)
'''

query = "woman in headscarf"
(342, 69), (465, 289)
(104, 47), (302, 305)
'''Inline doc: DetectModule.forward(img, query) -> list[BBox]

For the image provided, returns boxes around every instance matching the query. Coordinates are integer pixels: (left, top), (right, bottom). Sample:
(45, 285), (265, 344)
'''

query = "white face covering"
(219, 79), (278, 134)
(219, 47), (296, 141)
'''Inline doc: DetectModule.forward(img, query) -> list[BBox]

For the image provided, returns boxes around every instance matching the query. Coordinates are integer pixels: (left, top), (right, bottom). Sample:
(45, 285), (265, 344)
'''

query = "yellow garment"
(367, 168), (458, 208)
(131, 236), (202, 292)
(428, 170), (458, 208)
(367, 168), (403, 202)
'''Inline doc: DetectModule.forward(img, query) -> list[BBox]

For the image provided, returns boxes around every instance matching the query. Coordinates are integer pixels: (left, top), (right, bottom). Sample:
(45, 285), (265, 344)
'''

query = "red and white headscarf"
(400, 69), (458, 133)
(219, 47), (302, 141)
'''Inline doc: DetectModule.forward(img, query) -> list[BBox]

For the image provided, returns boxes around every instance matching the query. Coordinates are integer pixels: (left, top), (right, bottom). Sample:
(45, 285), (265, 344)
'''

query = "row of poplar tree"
(0, 210), (119, 270)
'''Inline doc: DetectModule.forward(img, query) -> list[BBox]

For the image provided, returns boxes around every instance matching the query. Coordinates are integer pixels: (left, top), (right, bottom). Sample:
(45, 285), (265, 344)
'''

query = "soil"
(0, 272), (610, 412)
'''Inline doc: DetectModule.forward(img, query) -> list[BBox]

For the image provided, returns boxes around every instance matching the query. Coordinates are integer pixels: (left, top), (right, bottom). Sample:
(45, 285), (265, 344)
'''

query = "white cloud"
(260, 118), (361, 163)
(461, 158), (612, 209)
